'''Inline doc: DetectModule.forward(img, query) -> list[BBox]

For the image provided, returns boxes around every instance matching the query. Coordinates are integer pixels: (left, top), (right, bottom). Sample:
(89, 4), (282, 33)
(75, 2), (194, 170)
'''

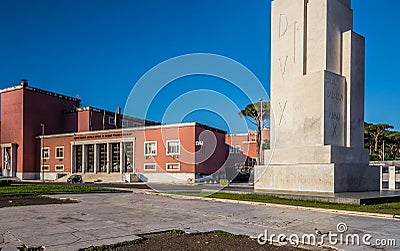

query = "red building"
(225, 129), (270, 167)
(0, 80), (229, 182)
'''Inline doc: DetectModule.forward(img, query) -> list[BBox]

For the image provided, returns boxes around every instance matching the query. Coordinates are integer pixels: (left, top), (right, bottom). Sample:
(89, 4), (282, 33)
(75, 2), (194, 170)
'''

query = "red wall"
(37, 124), (227, 176)
(38, 135), (73, 172)
(1, 90), (23, 173)
(23, 89), (80, 173)
(195, 126), (228, 174)
(135, 125), (196, 173)
(225, 129), (271, 159)
(78, 110), (90, 132)
(0, 87), (80, 176)
(77, 109), (134, 132)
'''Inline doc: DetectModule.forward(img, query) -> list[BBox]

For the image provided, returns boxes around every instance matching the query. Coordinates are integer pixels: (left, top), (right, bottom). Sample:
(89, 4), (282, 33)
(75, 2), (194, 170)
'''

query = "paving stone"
(0, 191), (398, 250)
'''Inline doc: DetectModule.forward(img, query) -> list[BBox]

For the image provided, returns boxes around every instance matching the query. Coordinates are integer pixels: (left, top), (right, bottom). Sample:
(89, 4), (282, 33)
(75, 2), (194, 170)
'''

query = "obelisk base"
(254, 146), (380, 193)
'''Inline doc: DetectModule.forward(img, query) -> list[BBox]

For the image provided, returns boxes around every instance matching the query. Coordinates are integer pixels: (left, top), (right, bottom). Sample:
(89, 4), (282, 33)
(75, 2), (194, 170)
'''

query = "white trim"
(144, 163), (157, 171)
(137, 172), (194, 183)
(41, 165), (50, 171)
(166, 140), (180, 155)
(0, 143), (15, 148)
(70, 143), (74, 174)
(227, 133), (252, 136)
(55, 146), (64, 159)
(243, 141), (257, 144)
(144, 141), (157, 156)
(0, 85), (23, 93)
(69, 137), (135, 146)
(41, 147), (50, 160)
(36, 122), (198, 139)
(16, 172), (37, 180)
(166, 162), (180, 171)
(229, 146), (235, 154)
(55, 164), (64, 171)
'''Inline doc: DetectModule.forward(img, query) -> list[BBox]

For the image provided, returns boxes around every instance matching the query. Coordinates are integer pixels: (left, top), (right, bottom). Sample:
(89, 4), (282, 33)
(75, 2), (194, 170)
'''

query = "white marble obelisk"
(255, 0), (380, 193)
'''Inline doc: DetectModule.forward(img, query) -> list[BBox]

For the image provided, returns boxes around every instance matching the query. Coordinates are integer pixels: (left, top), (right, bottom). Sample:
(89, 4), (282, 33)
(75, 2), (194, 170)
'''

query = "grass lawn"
(78, 230), (293, 251)
(165, 191), (400, 216)
(0, 184), (124, 195)
(207, 192), (400, 216)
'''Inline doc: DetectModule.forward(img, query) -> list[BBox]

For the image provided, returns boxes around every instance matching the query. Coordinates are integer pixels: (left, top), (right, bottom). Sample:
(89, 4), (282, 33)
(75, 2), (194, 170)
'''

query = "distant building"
(225, 129), (270, 167)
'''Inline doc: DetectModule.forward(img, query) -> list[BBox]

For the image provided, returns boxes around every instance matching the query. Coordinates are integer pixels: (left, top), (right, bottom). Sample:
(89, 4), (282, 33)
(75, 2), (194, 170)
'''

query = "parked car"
(67, 175), (82, 183)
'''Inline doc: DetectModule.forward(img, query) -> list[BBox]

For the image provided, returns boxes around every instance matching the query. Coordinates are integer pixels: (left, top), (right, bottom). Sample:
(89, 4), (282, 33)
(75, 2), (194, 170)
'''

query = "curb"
(147, 192), (399, 220)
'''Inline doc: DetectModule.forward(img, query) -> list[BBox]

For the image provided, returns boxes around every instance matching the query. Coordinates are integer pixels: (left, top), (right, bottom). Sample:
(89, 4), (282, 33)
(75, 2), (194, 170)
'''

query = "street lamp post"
(40, 123), (45, 182)
(259, 98), (263, 165)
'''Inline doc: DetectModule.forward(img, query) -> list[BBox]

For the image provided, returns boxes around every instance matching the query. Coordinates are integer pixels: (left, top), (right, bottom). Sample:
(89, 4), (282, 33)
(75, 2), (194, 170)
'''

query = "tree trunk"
(256, 121), (262, 164)
(374, 135), (379, 153)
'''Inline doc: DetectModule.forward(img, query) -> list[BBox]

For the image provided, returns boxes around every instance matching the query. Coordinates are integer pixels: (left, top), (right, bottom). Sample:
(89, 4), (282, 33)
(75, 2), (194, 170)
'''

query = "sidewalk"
(0, 190), (398, 250)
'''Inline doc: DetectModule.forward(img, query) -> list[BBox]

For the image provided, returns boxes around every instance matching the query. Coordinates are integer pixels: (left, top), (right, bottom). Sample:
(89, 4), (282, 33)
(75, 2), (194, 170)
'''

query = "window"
(121, 119), (129, 128)
(166, 140), (180, 155)
(229, 146), (235, 154)
(144, 141), (157, 156)
(144, 163), (157, 171)
(108, 116), (115, 125)
(235, 145), (241, 153)
(86, 144), (95, 172)
(55, 146), (64, 159)
(99, 144), (107, 173)
(55, 165), (64, 171)
(166, 163), (180, 171)
(41, 165), (50, 171)
(75, 145), (83, 173)
(41, 147), (50, 159)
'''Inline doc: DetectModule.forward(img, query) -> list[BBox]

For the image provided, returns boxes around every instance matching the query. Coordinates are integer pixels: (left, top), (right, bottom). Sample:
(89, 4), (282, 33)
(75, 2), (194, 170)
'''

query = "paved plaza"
(0, 189), (399, 250)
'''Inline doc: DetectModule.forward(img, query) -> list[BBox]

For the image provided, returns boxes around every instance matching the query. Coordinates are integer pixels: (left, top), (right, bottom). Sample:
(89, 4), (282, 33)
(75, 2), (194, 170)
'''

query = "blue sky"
(0, 0), (398, 132)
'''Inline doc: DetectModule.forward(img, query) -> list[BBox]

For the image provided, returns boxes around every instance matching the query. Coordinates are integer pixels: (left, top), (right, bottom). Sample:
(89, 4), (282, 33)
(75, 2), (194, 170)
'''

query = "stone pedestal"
(255, 145), (379, 193)
(255, 0), (380, 193)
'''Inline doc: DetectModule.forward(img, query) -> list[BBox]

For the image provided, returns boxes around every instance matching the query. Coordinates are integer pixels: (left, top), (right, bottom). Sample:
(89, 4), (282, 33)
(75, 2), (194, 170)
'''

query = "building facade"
(37, 123), (228, 182)
(0, 80), (229, 183)
(225, 129), (270, 167)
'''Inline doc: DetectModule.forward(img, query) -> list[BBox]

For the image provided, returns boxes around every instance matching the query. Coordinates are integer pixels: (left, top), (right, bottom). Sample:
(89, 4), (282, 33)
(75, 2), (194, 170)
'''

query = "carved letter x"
(279, 101), (287, 126)
(332, 122), (338, 136)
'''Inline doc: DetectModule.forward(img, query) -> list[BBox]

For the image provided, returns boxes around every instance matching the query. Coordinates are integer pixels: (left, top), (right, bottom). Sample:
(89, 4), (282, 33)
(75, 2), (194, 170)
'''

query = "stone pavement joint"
(0, 230), (24, 251)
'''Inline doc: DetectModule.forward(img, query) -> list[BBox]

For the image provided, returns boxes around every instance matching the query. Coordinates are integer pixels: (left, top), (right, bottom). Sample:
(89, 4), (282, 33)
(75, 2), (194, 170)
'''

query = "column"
(389, 166), (396, 190)
(1, 147), (7, 176)
(82, 144), (86, 174)
(132, 139), (135, 173)
(120, 142), (124, 174)
(107, 142), (111, 174)
(94, 144), (98, 174)
(71, 144), (75, 173)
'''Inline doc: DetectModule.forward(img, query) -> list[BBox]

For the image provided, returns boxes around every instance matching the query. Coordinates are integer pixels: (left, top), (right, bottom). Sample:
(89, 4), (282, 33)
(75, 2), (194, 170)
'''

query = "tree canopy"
(364, 122), (399, 161)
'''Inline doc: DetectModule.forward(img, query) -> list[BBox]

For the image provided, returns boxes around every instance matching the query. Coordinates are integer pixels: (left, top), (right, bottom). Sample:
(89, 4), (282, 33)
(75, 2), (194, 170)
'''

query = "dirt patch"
(82, 231), (332, 251)
(0, 195), (77, 208)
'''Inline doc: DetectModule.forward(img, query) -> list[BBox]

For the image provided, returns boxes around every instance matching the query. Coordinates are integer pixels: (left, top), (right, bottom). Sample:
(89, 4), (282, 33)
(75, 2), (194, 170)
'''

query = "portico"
(71, 139), (135, 174)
